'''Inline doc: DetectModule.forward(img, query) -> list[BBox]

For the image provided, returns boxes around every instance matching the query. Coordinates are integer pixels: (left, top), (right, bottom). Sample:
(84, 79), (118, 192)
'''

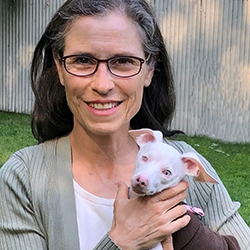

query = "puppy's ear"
(129, 129), (163, 146)
(181, 152), (218, 183)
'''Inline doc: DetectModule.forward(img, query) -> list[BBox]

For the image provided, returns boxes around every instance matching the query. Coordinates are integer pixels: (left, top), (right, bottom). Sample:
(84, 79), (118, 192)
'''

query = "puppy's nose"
(136, 175), (148, 188)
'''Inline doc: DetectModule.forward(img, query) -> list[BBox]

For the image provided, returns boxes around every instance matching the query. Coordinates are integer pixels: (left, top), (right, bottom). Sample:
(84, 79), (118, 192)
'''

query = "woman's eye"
(112, 57), (134, 66)
(74, 57), (92, 64)
(163, 169), (172, 176)
(67, 56), (96, 66)
(141, 156), (148, 162)
(118, 58), (132, 64)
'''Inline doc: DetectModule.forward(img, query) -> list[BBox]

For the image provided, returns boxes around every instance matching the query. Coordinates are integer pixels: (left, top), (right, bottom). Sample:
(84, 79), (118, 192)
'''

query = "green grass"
(0, 111), (37, 166)
(0, 111), (249, 226)
(178, 134), (250, 226)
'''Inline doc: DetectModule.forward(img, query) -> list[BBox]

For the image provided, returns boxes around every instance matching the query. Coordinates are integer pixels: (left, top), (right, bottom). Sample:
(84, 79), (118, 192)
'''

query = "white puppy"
(129, 129), (218, 250)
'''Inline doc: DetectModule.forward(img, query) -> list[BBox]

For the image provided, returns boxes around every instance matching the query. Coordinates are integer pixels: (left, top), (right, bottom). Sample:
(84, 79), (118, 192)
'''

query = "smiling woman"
(53, 12), (154, 137)
(0, 0), (249, 250)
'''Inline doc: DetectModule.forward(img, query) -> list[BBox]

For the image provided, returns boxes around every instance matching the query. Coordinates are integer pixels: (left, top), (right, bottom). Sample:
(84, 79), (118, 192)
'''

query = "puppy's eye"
(163, 170), (172, 176)
(141, 156), (148, 162)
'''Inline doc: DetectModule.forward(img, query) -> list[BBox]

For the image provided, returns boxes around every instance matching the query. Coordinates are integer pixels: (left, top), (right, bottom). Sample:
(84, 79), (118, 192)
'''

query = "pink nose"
(135, 175), (148, 188)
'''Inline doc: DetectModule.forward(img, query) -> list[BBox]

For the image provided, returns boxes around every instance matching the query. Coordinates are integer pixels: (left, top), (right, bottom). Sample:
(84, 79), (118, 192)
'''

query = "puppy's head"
(129, 129), (218, 196)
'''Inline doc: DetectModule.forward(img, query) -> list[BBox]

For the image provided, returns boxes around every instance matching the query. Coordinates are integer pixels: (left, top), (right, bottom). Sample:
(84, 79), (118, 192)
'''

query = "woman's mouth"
(87, 102), (121, 110)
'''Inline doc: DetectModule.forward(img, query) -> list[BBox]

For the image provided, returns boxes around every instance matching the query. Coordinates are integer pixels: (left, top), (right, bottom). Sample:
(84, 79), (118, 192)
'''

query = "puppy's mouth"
(87, 102), (121, 110)
(131, 185), (157, 196)
(131, 186), (147, 196)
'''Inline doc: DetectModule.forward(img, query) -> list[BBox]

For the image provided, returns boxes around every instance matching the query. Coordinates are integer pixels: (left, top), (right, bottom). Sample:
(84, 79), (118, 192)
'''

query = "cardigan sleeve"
(167, 139), (250, 250)
(93, 234), (121, 250)
(0, 154), (47, 250)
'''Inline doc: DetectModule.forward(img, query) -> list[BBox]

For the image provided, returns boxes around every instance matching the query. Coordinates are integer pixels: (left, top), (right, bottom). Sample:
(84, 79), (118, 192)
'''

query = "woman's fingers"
(109, 181), (191, 249)
(112, 145), (190, 249)
(163, 211), (191, 234)
(152, 180), (189, 203)
(153, 204), (190, 237)
(115, 181), (129, 200)
(165, 204), (188, 221)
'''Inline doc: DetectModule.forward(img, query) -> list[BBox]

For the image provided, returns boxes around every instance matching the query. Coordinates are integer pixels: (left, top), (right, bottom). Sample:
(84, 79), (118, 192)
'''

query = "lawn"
(0, 111), (250, 226)
(0, 111), (37, 166)
(180, 135), (250, 226)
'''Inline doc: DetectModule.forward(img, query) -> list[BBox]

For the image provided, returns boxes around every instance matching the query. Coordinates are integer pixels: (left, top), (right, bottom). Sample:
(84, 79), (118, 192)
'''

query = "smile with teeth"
(87, 102), (120, 110)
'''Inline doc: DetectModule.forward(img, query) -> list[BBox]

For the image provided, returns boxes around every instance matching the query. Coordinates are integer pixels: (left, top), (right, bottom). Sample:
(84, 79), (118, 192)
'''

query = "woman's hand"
(109, 181), (190, 250)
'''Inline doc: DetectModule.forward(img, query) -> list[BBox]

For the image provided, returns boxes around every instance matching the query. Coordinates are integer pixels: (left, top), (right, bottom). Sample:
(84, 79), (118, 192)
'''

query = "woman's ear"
(144, 64), (155, 87)
(53, 53), (65, 86)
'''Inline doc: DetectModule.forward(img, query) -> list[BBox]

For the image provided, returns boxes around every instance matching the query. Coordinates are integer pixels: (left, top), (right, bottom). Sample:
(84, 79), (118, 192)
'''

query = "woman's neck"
(70, 125), (137, 162)
(70, 126), (139, 198)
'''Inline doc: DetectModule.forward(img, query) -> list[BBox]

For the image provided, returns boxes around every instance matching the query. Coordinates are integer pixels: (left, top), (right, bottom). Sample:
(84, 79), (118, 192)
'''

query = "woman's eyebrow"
(63, 52), (94, 57)
(64, 51), (140, 58)
(111, 52), (139, 57)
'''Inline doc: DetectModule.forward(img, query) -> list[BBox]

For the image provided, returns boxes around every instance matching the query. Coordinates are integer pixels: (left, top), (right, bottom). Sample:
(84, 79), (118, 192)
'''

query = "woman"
(0, 0), (249, 249)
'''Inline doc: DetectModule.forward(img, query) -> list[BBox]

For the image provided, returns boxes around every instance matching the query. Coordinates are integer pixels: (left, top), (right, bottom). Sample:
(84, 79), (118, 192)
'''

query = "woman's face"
(55, 12), (154, 136)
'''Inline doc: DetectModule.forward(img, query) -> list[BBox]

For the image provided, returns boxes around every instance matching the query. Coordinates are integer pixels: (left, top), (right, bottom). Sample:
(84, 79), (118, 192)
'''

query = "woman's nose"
(91, 63), (115, 95)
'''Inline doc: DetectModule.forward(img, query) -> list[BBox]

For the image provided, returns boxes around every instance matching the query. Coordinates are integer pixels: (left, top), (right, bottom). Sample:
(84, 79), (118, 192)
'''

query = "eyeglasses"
(60, 54), (147, 78)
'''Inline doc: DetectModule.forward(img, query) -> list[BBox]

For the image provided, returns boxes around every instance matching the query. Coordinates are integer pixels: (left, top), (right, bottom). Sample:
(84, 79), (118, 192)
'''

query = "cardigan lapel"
(56, 135), (80, 250)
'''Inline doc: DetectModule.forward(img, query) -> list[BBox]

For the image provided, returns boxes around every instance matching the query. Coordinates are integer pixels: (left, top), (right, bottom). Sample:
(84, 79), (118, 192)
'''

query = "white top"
(73, 180), (115, 250)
